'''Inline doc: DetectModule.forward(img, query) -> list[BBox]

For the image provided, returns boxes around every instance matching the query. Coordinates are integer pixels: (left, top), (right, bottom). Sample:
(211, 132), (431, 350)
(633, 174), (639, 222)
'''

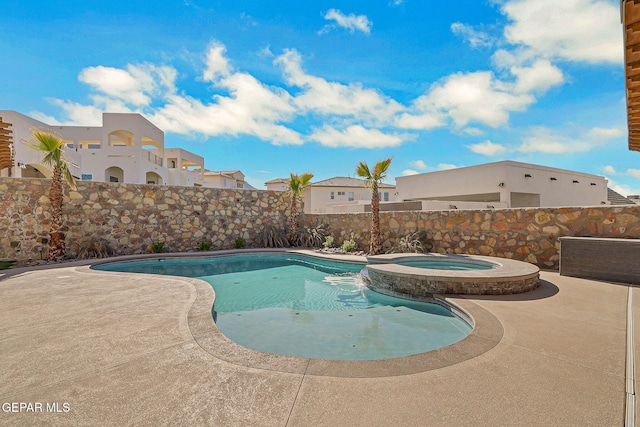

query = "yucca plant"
(26, 130), (77, 261)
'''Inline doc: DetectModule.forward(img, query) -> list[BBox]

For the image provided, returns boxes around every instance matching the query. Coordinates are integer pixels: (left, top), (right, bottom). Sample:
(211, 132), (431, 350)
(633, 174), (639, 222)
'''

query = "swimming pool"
(95, 253), (472, 360)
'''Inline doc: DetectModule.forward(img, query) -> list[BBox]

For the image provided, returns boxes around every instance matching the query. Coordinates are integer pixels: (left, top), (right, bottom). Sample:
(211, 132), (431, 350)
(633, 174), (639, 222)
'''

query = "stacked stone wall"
(300, 206), (640, 269)
(2, 177), (640, 270)
(0, 178), (290, 263)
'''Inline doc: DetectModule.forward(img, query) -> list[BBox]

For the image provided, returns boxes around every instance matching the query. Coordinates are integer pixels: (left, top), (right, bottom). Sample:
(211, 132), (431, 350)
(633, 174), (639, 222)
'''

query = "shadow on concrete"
(469, 279), (559, 302)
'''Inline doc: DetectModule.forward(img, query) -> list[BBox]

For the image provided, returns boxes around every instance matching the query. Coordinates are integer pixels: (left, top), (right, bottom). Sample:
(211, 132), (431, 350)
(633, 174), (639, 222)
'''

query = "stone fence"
(0, 178), (290, 263)
(2, 177), (640, 269)
(300, 206), (640, 269)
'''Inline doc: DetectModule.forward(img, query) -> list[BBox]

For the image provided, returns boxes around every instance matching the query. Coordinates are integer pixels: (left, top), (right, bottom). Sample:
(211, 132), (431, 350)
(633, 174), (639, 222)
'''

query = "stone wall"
(0, 178), (290, 263)
(2, 177), (640, 270)
(300, 206), (640, 269)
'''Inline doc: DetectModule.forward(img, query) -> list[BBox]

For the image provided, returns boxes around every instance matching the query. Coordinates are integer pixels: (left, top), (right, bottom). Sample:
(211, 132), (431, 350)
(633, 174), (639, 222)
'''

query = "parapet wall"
(0, 178), (290, 263)
(300, 206), (640, 269)
(2, 177), (640, 269)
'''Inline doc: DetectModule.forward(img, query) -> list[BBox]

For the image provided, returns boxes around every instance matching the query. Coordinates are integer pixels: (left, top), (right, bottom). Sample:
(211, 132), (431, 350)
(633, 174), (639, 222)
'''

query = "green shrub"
(151, 240), (166, 253)
(234, 237), (246, 249)
(323, 235), (335, 249)
(197, 239), (212, 251)
(341, 239), (357, 252)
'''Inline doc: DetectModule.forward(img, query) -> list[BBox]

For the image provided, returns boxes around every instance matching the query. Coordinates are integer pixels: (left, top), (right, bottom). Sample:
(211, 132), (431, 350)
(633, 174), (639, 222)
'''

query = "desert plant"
(76, 237), (117, 259)
(387, 230), (432, 254)
(259, 225), (290, 248)
(287, 172), (314, 243)
(323, 235), (335, 249)
(150, 240), (166, 253)
(197, 239), (212, 251)
(356, 157), (392, 255)
(295, 224), (327, 248)
(26, 130), (77, 261)
(234, 237), (246, 249)
(341, 238), (357, 253)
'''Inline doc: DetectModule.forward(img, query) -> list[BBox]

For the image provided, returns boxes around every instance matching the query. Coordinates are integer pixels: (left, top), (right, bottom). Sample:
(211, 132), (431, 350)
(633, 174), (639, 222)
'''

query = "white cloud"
(511, 59), (564, 93)
(501, 0), (622, 64)
(628, 168), (640, 180)
(602, 165), (617, 175)
(411, 71), (535, 128)
(438, 163), (459, 170)
(203, 42), (231, 82)
(389, 0), (404, 6)
(321, 9), (372, 34)
(451, 22), (493, 48)
(410, 160), (427, 170)
(587, 127), (625, 140)
(78, 64), (175, 107)
(402, 169), (419, 176)
(467, 140), (509, 156)
(275, 49), (403, 124)
(309, 125), (415, 148)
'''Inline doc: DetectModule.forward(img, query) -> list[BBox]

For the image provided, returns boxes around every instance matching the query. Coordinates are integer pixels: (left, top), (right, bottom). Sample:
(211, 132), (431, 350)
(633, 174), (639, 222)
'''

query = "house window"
(384, 192), (389, 201)
(338, 191), (345, 196)
(223, 178), (227, 187)
(348, 192), (354, 201)
(237, 182), (243, 188)
(330, 192), (335, 200)
(109, 176), (119, 183)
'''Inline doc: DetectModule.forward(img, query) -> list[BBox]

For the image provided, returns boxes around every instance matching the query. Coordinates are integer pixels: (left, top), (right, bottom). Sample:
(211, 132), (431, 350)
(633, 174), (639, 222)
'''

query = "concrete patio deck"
(0, 258), (633, 426)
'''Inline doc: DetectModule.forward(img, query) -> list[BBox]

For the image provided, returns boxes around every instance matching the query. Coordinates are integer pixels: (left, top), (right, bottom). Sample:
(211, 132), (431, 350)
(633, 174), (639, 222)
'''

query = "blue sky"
(2, 0), (638, 194)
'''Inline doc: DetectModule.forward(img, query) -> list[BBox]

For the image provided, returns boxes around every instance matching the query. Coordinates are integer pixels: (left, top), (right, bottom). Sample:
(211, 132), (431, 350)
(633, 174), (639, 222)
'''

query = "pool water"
(95, 254), (472, 360)
(395, 258), (497, 270)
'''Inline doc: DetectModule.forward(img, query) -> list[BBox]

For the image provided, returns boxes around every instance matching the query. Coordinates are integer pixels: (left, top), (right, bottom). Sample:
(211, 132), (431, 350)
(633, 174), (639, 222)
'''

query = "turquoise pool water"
(95, 254), (472, 360)
(395, 258), (497, 270)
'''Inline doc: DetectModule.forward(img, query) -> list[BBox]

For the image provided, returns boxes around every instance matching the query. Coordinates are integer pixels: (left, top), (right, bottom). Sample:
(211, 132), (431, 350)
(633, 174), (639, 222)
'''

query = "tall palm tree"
(27, 130), (77, 261)
(287, 172), (314, 243)
(356, 157), (392, 255)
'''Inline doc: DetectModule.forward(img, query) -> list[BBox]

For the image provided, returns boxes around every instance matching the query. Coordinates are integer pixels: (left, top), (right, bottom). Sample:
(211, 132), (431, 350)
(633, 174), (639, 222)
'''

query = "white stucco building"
(0, 110), (226, 188)
(395, 161), (610, 209)
(203, 170), (249, 189)
(302, 177), (396, 213)
(265, 178), (289, 192)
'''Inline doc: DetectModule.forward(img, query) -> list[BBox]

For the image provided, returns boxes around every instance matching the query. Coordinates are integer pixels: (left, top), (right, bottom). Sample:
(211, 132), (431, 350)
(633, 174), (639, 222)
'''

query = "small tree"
(287, 172), (313, 243)
(356, 157), (392, 255)
(26, 130), (77, 261)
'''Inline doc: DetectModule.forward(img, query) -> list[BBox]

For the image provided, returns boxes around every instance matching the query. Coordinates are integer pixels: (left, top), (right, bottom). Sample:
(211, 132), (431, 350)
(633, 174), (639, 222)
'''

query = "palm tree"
(27, 130), (77, 261)
(287, 172), (314, 244)
(356, 157), (392, 255)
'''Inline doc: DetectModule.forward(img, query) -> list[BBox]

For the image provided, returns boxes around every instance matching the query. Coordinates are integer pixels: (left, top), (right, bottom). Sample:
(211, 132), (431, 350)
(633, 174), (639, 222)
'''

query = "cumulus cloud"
(515, 125), (618, 154)
(202, 42), (231, 82)
(467, 140), (509, 156)
(78, 64), (177, 106)
(320, 9), (372, 34)
(308, 125), (415, 148)
(438, 163), (459, 170)
(602, 165), (617, 175)
(410, 160), (427, 170)
(510, 59), (564, 93)
(451, 22), (494, 48)
(501, 0), (622, 64)
(275, 49), (403, 124)
(587, 127), (625, 139)
(627, 168), (640, 180)
(406, 71), (535, 129)
(402, 169), (420, 176)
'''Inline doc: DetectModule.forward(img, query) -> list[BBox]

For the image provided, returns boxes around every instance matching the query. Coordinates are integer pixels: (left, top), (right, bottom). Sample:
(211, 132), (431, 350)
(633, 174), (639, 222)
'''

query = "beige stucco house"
(0, 110), (210, 187)
(302, 177), (396, 213)
(396, 161), (610, 209)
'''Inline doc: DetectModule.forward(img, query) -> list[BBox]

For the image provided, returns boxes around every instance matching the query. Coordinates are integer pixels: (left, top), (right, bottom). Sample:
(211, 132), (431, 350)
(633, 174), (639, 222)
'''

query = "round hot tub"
(364, 253), (539, 297)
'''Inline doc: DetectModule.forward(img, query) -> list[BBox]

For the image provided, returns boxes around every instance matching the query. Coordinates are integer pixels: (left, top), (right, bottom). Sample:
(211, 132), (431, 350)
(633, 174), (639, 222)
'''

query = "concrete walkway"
(0, 262), (630, 426)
